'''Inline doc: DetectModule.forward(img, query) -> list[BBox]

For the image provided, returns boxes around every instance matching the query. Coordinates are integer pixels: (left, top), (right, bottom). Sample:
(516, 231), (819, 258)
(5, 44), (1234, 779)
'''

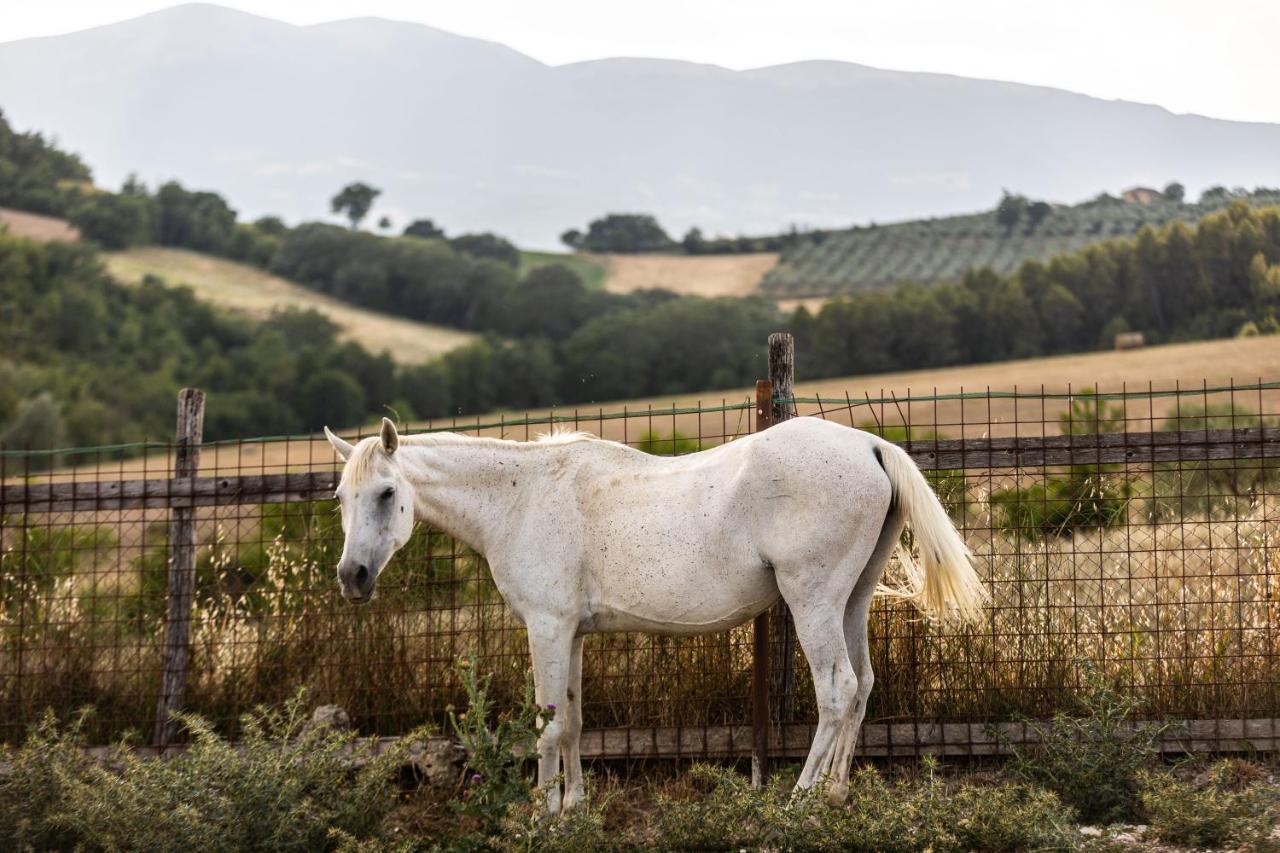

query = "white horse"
(324, 416), (985, 813)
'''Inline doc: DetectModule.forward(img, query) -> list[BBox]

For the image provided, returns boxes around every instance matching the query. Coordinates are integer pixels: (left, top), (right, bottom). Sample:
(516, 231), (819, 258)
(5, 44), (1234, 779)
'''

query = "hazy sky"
(4, 1), (1279, 125)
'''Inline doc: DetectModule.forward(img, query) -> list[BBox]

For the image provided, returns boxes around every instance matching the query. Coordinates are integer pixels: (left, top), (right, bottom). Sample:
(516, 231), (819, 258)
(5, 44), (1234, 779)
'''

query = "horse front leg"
(560, 635), (586, 810)
(526, 616), (575, 816)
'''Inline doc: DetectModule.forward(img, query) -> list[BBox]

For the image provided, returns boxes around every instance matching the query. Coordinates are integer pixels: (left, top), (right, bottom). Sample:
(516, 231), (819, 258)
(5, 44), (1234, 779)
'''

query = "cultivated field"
(762, 190), (1280, 298)
(104, 247), (478, 364)
(597, 252), (778, 298)
(0, 206), (80, 242)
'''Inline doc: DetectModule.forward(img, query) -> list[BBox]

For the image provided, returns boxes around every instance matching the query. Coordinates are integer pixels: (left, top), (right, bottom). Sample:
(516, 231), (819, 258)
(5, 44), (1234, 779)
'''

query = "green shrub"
(652, 764), (777, 850)
(1148, 401), (1280, 520)
(830, 760), (1077, 853)
(992, 391), (1131, 538)
(0, 709), (94, 851)
(1003, 671), (1171, 823)
(635, 429), (702, 456)
(0, 695), (425, 852)
(991, 470), (1130, 538)
(651, 760), (1079, 853)
(447, 659), (552, 835)
(1139, 761), (1280, 849)
(943, 781), (1078, 853)
(491, 787), (614, 853)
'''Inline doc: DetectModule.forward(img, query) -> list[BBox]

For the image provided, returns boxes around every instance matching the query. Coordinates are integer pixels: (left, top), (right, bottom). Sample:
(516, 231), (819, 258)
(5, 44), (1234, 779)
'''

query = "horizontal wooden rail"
(902, 425), (1280, 471)
(1, 426), (1276, 512)
(0, 471), (338, 513)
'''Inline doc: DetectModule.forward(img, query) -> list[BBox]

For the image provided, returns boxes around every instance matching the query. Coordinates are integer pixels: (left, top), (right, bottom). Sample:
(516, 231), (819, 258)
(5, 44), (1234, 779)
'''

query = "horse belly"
(582, 536), (779, 635)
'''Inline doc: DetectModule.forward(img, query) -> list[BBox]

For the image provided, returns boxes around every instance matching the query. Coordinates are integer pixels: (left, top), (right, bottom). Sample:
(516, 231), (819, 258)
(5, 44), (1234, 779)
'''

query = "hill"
(104, 247), (478, 364)
(763, 189), (1280, 298)
(3, 4), (1280, 247)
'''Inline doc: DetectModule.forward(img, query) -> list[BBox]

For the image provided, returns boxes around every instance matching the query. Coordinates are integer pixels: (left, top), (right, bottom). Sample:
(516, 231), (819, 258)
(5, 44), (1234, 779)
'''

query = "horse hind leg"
(774, 573), (860, 795)
(828, 508), (906, 800)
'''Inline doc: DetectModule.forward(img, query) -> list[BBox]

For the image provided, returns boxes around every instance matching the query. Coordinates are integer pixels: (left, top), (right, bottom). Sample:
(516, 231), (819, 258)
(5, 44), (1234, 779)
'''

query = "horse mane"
(339, 428), (598, 485)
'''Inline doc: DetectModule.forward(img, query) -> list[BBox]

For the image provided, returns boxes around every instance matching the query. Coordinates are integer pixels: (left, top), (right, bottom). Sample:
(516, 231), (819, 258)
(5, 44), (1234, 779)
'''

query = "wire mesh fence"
(2, 379), (1278, 759)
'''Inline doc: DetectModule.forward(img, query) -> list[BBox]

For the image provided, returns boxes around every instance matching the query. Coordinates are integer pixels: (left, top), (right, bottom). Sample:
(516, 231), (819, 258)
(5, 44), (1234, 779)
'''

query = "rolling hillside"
(763, 189), (1280, 298)
(104, 247), (478, 364)
(4, 4), (1280, 247)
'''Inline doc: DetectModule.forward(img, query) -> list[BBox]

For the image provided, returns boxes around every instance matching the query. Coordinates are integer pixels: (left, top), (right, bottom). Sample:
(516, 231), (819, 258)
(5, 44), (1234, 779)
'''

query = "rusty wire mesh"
(1, 381), (1278, 758)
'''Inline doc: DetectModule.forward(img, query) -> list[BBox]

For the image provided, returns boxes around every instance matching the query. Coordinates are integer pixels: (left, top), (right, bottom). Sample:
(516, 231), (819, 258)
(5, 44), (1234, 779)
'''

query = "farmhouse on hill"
(1122, 186), (1164, 204)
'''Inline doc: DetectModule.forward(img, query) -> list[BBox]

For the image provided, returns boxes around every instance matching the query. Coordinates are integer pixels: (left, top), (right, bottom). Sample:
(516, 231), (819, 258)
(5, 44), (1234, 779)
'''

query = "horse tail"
(873, 440), (987, 623)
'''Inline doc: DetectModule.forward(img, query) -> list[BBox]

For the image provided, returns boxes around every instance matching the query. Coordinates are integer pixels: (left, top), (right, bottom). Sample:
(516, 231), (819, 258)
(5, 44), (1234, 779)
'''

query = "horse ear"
(380, 417), (400, 455)
(324, 426), (354, 461)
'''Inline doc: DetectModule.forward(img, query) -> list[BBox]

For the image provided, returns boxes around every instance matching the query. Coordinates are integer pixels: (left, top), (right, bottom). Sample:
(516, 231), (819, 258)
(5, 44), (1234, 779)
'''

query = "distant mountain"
(3, 3), (1280, 248)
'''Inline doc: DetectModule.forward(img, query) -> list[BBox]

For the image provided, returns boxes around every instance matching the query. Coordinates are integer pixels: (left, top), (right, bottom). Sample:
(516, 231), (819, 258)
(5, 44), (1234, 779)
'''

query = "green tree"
(1163, 181), (1185, 202)
(1, 392), (65, 452)
(577, 213), (673, 253)
(403, 219), (445, 240)
(681, 227), (705, 255)
(297, 368), (366, 430)
(330, 182), (381, 230)
(996, 191), (1028, 235)
(559, 228), (584, 250)
(69, 192), (152, 249)
(1026, 200), (1052, 230)
(448, 232), (519, 267)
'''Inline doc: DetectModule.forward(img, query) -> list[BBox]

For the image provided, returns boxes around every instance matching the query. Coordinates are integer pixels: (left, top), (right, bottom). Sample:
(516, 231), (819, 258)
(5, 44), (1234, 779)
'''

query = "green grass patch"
(517, 250), (606, 290)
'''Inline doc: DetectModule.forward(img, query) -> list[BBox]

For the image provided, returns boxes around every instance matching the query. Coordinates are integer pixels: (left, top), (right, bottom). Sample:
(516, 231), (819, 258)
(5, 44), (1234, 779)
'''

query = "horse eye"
(380, 487), (395, 501)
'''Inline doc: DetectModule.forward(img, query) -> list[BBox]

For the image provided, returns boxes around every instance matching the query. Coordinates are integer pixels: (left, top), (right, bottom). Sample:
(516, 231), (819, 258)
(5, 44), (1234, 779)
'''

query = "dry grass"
(4, 473), (1278, 745)
(0, 207), (80, 243)
(597, 252), (778, 298)
(104, 247), (478, 365)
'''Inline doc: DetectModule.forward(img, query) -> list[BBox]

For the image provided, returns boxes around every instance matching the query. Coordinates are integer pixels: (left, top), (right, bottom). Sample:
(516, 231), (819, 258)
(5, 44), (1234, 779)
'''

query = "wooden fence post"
(153, 387), (204, 748)
(766, 333), (799, 723)
(751, 379), (774, 786)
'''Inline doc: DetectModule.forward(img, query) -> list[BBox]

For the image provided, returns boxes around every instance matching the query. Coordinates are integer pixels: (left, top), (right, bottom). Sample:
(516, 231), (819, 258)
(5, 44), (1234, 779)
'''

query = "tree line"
(560, 212), (823, 255)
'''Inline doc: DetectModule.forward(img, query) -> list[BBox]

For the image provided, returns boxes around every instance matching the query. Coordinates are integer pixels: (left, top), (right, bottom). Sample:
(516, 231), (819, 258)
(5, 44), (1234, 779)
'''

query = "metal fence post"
(751, 378), (774, 786)
(767, 333), (799, 723)
(153, 387), (205, 748)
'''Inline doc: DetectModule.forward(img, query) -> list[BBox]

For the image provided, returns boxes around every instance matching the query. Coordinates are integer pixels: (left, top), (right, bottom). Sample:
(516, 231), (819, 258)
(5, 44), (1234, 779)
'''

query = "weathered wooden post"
(751, 378), (773, 786)
(767, 333), (799, 724)
(153, 387), (205, 748)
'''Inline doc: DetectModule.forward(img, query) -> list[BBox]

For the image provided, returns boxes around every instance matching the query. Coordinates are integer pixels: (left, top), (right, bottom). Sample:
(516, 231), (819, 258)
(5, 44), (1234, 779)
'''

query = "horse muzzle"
(338, 560), (377, 603)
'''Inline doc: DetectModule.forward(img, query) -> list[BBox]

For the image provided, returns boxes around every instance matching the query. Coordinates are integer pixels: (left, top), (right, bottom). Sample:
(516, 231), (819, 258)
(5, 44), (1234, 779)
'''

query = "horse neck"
(396, 438), (537, 553)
